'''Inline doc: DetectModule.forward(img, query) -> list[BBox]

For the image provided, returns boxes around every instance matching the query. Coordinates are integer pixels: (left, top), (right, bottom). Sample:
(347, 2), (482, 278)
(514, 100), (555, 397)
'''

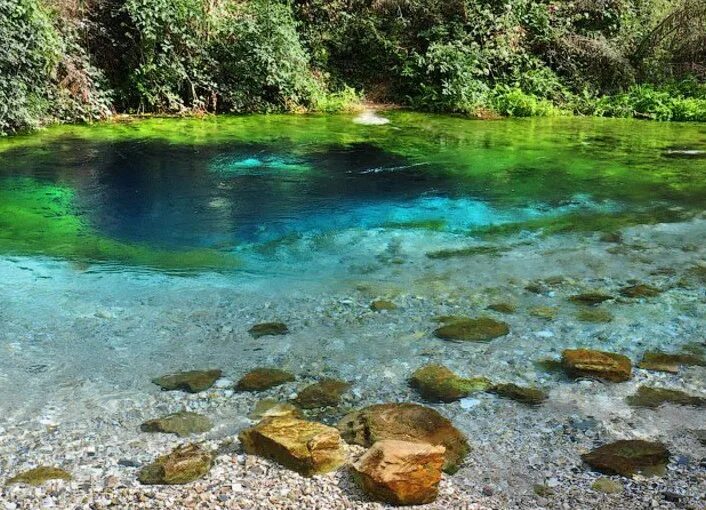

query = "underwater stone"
(626, 386), (706, 408)
(638, 350), (706, 373)
(599, 232), (623, 243)
(152, 369), (222, 393)
(235, 368), (295, 391)
(581, 440), (669, 477)
(239, 416), (345, 476)
(370, 299), (397, 312)
(433, 317), (509, 342)
(138, 444), (213, 485)
(293, 378), (351, 409)
(249, 322), (289, 338)
(486, 302), (516, 314)
(489, 383), (547, 405)
(337, 403), (469, 474)
(619, 284), (661, 298)
(568, 292), (613, 305)
(529, 306), (558, 320)
(409, 364), (490, 403)
(351, 440), (445, 506)
(576, 308), (613, 323)
(591, 477), (623, 494)
(7, 466), (71, 486)
(249, 399), (302, 420)
(140, 411), (213, 437)
(562, 349), (632, 382)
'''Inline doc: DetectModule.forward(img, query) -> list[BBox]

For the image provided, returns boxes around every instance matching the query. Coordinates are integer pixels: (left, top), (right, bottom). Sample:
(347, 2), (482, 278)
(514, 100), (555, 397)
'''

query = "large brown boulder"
(138, 444), (213, 485)
(352, 440), (445, 506)
(239, 416), (345, 476)
(581, 440), (670, 477)
(337, 403), (469, 473)
(561, 349), (632, 382)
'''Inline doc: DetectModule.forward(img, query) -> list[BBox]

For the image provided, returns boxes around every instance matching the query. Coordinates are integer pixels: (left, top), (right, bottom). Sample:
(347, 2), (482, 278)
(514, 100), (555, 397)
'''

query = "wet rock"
(249, 322), (289, 338)
(7, 466), (71, 486)
(140, 411), (213, 437)
(626, 386), (706, 408)
(409, 364), (490, 403)
(592, 477), (623, 494)
(533, 484), (554, 497)
(239, 416), (345, 476)
(562, 349), (632, 382)
(529, 306), (558, 320)
(249, 399), (302, 420)
(351, 440), (445, 506)
(534, 358), (563, 374)
(692, 430), (706, 447)
(433, 316), (509, 342)
(138, 444), (213, 485)
(152, 369), (222, 393)
(568, 292), (613, 305)
(638, 350), (705, 373)
(337, 403), (469, 473)
(235, 368), (295, 391)
(370, 299), (397, 312)
(600, 232), (622, 243)
(486, 302), (516, 314)
(293, 378), (351, 409)
(619, 283), (661, 298)
(489, 383), (547, 405)
(576, 308), (613, 323)
(581, 439), (669, 477)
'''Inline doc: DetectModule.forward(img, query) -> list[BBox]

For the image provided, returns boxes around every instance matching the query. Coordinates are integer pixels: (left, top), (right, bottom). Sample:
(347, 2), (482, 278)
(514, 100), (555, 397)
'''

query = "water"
(0, 113), (704, 506)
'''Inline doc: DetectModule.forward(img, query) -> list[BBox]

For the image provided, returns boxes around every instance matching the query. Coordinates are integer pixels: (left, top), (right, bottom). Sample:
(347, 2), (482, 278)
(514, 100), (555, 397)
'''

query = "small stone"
(152, 369), (222, 393)
(569, 292), (613, 305)
(140, 411), (213, 437)
(370, 299), (397, 312)
(626, 386), (706, 408)
(239, 416), (345, 476)
(592, 477), (623, 494)
(138, 444), (213, 485)
(562, 349), (632, 382)
(7, 467), (71, 486)
(433, 317), (509, 342)
(487, 302), (516, 314)
(249, 399), (302, 420)
(351, 440), (445, 506)
(409, 364), (490, 403)
(576, 308), (613, 323)
(529, 306), (558, 320)
(249, 322), (289, 338)
(489, 383), (547, 405)
(235, 368), (295, 391)
(581, 440), (669, 477)
(600, 232), (622, 243)
(619, 284), (661, 298)
(292, 378), (351, 409)
(533, 484), (554, 497)
(638, 350), (705, 374)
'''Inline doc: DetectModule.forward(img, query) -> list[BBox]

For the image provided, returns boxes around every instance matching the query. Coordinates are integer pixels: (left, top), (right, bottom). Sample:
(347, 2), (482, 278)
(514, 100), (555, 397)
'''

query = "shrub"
(492, 87), (559, 117)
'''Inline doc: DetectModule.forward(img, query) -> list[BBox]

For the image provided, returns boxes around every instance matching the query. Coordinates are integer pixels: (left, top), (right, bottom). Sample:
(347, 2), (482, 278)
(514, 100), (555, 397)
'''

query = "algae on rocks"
(638, 350), (705, 373)
(292, 378), (351, 409)
(489, 383), (547, 405)
(626, 385), (706, 408)
(138, 444), (213, 485)
(409, 364), (490, 402)
(248, 322), (289, 338)
(140, 411), (213, 437)
(568, 292), (613, 305)
(433, 316), (509, 342)
(7, 466), (71, 486)
(581, 440), (670, 477)
(235, 368), (295, 391)
(152, 369), (222, 393)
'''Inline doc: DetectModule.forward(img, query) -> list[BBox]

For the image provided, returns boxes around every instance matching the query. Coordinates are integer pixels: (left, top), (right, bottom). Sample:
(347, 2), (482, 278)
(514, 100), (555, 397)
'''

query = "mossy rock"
(433, 317), (509, 342)
(576, 308), (613, 323)
(638, 351), (705, 373)
(138, 444), (213, 485)
(599, 232), (623, 243)
(534, 358), (563, 374)
(152, 369), (222, 393)
(626, 386), (706, 408)
(489, 383), (547, 405)
(581, 440), (669, 477)
(7, 466), (71, 486)
(337, 403), (469, 474)
(619, 283), (661, 298)
(235, 368), (295, 391)
(370, 299), (397, 312)
(409, 364), (490, 403)
(249, 399), (302, 420)
(569, 292), (613, 306)
(486, 302), (516, 314)
(249, 322), (289, 338)
(529, 306), (558, 320)
(562, 349), (632, 382)
(140, 411), (213, 437)
(592, 477), (623, 494)
(293, 378), (351, 409)
(426, 245), (503, 259)
(533, 484), (554, 497)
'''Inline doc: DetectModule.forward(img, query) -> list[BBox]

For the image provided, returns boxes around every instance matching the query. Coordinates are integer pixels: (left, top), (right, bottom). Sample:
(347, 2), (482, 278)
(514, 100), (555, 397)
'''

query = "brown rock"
(569, 292), (613, 305)
(489, 383), (547, 405)
(352, 440), (445, 505)
(433, 316), (509, 342)
(138, 444), (213, 485)
(626, 386), (706, 408)
(249, 399), (302, 420)
(249, 322), (289, 338)
(370, 299), (397, 312)
(235, 368), (295, 391)
(562, 349), (632, 382)
(638, 351), (705, 374)
(7, 466), (71, 486)
(409, 364), (490, 403)
(293, 378), (351, 409)
(619, 284), (661, 298)
(140, 411), (213, 437)
(152, 369), (222, 393)
(581, 440), (669, 477)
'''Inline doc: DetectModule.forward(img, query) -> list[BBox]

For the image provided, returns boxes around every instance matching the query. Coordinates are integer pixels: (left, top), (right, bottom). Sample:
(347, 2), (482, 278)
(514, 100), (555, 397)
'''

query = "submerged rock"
(619, 283), (661, 298)
(489, 383), (547, 405)
(569, 292), (613, 305)
(140, 411), (213, 437)
(138, 444), (213, 485)
(592, 477), (623, 494)
(529, 306), (558, 320)
(351, 440), (445, 506)
(638, 350), (705, 373)
(337, 403), (469, 473)
(562, 349), (632, 382)
(370, 299), (397, 312)
(249, 322), (289, 338)
(235, 368), (295, 391)
(293, 378), (351, 409)
(7, 466), (71, 486)
(486, 302), (516, 314)
(581, 440), (669, 477)
(576, 308), (613, 323)
(626, 386), (706, 408)
(409, 364), (490, 403)
(433, 316), (509, 342)
(250, 399), (302, 420)
(239, 416), (345, 476)
(152, 369), (222, 393)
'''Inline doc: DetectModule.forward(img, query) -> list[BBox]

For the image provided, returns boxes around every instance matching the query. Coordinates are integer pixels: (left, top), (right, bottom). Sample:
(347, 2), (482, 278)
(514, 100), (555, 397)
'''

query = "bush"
(492, 87), (560, 117)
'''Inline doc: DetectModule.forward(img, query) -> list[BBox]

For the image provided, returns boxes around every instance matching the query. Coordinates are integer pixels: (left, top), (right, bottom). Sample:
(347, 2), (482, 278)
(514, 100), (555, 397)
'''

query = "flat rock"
(140, 411), (213, 437)
(337, 403), (469, 473)
(235, 368), (295, 391)
(249, 322), (289, 338)
(138, 444), (213, 485)
(569, 292), (613, 305)
(250, 399), (302, 420)
(626, 386), (706, 408)
(292, 378), (351, 409)
(370, 299), (397, 311)
(576, 308), (613, 323)
(7, 466), (71, 486)
(562, 349), (632, 382)
(352, 440), (445, 506)
(619, 283), (661, 298)
(152, 369), (222, 393)
(409, 364), (490, 402)
(486, 302), (516, 314)
(529, 306), (558, 320)
(433, 316), (509, 342)
(581, 439), (669, 477)
(592, 477), (623, 494)
(489, 383), (547, 405)
(638, 350), (705, 373)
(239, 416), (345, 476)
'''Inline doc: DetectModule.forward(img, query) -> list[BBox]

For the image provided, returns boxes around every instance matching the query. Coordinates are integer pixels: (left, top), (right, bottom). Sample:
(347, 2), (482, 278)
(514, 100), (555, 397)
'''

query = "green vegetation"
(2, 0), (706, 134)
